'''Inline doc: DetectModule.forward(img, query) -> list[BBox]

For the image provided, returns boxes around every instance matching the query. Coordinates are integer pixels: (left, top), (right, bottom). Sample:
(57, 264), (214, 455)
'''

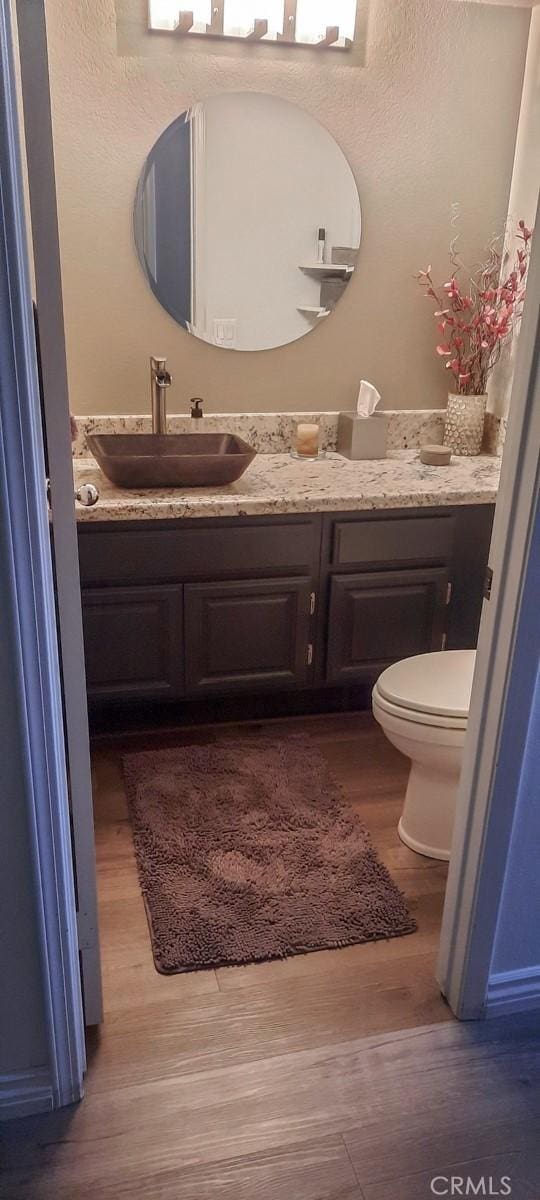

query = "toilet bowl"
(372, 650), (476, 861)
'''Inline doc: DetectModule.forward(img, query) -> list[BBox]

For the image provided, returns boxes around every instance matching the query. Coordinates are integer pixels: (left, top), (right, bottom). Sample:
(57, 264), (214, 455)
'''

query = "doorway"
(2, 0), (539, 1134)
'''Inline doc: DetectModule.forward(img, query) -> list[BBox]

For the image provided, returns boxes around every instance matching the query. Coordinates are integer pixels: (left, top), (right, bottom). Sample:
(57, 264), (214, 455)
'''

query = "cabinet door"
(185, 577), (313, 695)
(82, 585), (183, 702)
(326, 568), (449, 685)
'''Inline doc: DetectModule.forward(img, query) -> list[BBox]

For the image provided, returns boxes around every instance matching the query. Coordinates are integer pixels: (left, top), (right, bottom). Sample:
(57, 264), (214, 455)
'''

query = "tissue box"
(337, 412), (388, 460)
(320, 279), (348, 310)
(331, 246), (358, 267)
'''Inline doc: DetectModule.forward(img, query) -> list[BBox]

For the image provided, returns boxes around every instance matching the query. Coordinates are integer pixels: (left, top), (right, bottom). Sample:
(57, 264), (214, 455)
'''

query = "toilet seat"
(375, 650), (476, 724)
(372, 684), (468, 731)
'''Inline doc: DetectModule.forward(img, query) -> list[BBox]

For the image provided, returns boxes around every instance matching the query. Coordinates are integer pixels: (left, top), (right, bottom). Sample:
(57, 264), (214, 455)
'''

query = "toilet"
(372, 650), (476, 861)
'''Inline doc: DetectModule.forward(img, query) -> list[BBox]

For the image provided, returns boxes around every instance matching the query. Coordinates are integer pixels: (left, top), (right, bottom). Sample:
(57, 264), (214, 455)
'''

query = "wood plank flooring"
(91, 711), (451, 1031)
(2, 712), (539, 1198)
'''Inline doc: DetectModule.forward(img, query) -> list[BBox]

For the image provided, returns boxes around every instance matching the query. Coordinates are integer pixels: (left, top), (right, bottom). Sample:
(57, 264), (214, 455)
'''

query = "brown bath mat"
(122, 734), (416, 974)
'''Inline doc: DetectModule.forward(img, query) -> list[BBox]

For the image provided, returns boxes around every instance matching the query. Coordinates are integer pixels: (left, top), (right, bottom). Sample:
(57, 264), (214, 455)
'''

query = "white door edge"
(0, 0), (86, 1105)
(437, 196), (540, 1019)
(16, 0), (103, 1027)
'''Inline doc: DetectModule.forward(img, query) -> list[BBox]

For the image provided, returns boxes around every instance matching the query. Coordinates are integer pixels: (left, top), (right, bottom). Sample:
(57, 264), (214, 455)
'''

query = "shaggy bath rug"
(122, 734), (416, 974)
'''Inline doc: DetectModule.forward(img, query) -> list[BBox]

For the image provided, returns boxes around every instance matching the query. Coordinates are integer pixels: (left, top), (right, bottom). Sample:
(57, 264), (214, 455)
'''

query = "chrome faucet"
(150, 355), (172, 435)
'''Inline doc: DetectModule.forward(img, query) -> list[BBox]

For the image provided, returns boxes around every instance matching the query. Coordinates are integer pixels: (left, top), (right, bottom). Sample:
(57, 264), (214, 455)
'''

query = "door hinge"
(484, 566), (494, 601)
(441, 632), (448, 651)
(310, 591), (316, 616)
(307, 643), (313, 666)
(76, 909), (98, 952)
(446, 582), (453, 606)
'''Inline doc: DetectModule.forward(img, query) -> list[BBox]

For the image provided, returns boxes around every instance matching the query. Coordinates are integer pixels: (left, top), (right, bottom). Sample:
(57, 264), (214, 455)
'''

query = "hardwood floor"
(2, 712), (539, 1198)
(91, 711), (450, 1028)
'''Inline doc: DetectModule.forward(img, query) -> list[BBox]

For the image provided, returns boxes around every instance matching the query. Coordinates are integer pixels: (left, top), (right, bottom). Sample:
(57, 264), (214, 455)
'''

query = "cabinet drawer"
(78, 519), (319, 586)
(82, 584), (183, 701)
(184, 577), (312, 695)
(326, 568), (449, 685)
(330, 514), (455, 568)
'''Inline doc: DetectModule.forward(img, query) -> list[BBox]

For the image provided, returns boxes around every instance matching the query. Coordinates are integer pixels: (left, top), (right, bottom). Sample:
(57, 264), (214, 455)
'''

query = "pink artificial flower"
(417, 217), (533, 394)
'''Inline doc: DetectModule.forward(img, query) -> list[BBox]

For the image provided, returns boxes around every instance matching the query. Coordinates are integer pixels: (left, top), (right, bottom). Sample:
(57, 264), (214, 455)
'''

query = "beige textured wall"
(44, 0), (530, 416)
(489, 5), (540, 419)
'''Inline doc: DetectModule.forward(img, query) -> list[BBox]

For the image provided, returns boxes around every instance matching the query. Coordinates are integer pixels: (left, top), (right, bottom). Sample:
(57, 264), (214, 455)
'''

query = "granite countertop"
(74, 449), (501, 522)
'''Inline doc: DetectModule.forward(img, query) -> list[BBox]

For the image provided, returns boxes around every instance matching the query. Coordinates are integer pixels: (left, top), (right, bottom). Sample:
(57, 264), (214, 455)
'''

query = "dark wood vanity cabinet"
(78, 515), (319, 704)
(77, 504), (494, 707)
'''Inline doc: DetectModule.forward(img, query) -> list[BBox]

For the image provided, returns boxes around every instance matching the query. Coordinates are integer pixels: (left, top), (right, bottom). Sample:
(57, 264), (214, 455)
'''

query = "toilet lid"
(376, 650), (476, 720)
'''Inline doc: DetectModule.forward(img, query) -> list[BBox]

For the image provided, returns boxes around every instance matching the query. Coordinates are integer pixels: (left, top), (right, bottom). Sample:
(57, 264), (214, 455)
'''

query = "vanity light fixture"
(148, 0), (357, 49)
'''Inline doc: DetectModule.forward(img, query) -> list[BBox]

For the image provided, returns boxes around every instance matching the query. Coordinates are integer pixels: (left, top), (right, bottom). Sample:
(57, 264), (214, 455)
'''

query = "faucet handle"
(190, 397), (204, 420)
(150, 355), (172, 386)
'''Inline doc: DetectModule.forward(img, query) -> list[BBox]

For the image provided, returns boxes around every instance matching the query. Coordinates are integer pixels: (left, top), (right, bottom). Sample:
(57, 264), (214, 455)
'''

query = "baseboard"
(0, 1067), (54, 1120)
(486, 965), (540, 1017)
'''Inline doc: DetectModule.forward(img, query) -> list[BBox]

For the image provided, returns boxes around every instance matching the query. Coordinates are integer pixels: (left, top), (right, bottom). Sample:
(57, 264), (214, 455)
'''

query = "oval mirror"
(134, 93), (361, 352)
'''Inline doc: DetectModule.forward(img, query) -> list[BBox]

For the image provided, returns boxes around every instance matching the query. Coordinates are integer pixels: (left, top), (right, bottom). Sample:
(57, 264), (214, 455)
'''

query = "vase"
(444, 393), (487, 456)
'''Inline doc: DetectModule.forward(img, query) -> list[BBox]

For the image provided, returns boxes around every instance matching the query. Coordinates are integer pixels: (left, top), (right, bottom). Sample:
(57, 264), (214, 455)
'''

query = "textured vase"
(444, 393), (487, 456)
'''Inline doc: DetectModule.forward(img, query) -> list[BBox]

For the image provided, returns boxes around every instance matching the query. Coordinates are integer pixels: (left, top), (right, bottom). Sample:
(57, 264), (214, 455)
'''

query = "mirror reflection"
(134, 93), (361, 351)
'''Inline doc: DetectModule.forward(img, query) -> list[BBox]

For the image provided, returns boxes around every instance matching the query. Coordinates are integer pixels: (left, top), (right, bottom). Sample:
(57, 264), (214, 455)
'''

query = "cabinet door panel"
(82, 585), (183, 701)
(326, 568), (449, 685)
(185, 578), (312, 694)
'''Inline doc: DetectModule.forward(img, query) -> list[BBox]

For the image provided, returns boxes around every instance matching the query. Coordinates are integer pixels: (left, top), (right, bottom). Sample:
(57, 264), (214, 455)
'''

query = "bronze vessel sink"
(87, 433), (257, 489)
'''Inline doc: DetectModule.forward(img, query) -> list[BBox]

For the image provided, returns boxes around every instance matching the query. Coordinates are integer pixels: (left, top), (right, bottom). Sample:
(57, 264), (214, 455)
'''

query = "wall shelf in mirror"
(147, 1), (358, 50)
(297, 306), (331, 320)
(299, 264), (354, 276)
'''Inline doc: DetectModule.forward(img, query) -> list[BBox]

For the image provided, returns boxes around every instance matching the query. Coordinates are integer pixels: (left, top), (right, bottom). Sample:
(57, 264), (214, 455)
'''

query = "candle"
(296, 422), (320, 458)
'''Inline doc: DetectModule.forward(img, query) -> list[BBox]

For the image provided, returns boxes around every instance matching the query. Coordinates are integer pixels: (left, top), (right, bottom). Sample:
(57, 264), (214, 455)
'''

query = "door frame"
(3, 0), (539, 1118)
(0, 0), (86, 1109)
(437, 197), (540, 1018)
(16, 0), (102, 1028)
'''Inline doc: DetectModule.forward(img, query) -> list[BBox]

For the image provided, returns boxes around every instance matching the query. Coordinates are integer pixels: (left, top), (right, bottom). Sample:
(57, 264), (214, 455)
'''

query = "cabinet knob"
(75, 483), (99, 507)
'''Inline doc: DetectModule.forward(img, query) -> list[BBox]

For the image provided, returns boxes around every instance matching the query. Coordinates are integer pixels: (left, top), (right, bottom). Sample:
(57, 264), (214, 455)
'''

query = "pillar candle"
(296, 423), (320, 457)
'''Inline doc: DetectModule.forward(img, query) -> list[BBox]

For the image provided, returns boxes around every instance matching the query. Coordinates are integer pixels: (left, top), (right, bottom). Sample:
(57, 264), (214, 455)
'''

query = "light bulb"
(149, 0), (357, 45)
(295, 0), (356, 44)
(149, 0), (212, 32)
(223, 0), (284, 39)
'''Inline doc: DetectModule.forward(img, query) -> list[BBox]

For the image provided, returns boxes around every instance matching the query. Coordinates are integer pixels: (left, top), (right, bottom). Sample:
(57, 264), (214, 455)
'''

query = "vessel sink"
(87, 433), (257, 489)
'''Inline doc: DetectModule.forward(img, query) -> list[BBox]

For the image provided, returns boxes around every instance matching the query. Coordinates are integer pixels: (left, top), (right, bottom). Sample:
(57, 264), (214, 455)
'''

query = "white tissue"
(356, 380), (381, 418)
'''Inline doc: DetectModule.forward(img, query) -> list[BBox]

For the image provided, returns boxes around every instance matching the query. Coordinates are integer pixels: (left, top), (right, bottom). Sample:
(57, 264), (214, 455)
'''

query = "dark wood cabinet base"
(88, 683), (377, 737)
(78, 504), (495, 716)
